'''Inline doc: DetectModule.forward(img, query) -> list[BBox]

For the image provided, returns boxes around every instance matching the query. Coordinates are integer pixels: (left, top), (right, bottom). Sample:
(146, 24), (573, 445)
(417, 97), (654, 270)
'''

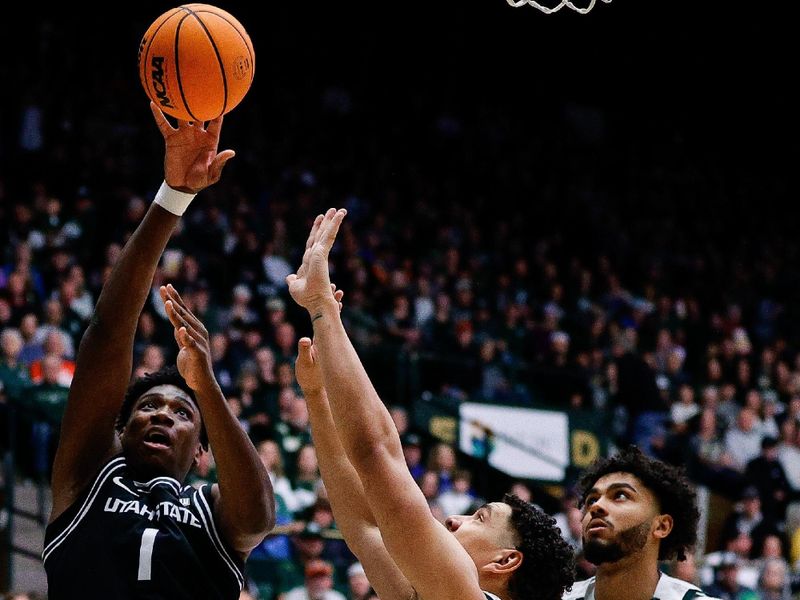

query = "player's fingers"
(205, 113), (224, 139)
(320, 209), (347, 252)
(306, 215), (324, 250)
(165, 300), (182, 329)
(297, 337), (313, 365)
(209, 150), (235, 183)
(168, 296), (209, 339)
(150, 101), (175, 135)
(166, 300), (205, 345)
(178, 326), (198, 349)
(165, 284), (190, 310)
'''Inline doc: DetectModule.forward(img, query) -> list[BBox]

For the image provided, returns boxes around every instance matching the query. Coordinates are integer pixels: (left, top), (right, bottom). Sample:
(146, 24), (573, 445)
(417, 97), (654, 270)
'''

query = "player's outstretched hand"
(150, 101), (235, 194)
(161, 283), (215, 390)
(286, 208), (347, 315)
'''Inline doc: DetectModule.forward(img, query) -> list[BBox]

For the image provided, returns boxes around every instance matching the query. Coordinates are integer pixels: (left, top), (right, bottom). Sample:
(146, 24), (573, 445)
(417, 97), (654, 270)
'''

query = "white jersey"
(564, 572), (719, 600)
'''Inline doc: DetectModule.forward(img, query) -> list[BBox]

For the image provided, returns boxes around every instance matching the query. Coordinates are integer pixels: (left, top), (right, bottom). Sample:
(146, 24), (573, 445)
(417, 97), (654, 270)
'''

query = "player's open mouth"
(144, 430), (172, 450)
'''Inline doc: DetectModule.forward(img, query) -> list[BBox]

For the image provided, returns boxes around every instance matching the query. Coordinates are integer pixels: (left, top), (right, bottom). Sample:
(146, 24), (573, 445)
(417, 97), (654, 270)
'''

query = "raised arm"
(295, 329), (415, 600)
(287, 210), (484, 600)
(50, 103), (235, 521)
(160, 284), (274, 557)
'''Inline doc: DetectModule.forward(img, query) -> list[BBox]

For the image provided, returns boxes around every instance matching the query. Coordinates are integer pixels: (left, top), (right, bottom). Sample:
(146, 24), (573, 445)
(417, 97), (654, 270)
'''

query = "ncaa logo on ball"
(233, 56), (251, 81)
(150, 56), (175, 109)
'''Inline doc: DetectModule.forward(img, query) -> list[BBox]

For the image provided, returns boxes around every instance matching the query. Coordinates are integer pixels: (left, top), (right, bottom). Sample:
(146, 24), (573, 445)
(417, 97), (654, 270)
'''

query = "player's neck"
(479, 577), (507, 600)
(594, 553), (661, 600)
(126, 454), (186, 483)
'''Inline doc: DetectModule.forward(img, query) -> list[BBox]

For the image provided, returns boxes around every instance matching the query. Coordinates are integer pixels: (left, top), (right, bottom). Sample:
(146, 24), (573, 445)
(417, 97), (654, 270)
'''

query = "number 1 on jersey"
(138, 528), (159, 580)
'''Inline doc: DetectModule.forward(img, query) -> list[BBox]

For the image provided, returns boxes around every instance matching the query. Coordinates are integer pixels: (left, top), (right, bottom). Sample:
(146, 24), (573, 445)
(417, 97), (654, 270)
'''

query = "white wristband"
(153, 181), (196, 216)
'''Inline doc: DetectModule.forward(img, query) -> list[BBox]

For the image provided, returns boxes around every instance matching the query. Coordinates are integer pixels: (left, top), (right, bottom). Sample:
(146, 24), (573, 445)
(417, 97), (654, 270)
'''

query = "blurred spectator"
(724, 408), (763, 472)
(755, 557), (791, 600)
(132, 343), (166, 380)
(417, 470), (441, 510)
(400, 433), (425, 480)
(346, 562), (370, 600)
(16, 313), (42, 366)
(24, 353), (70, 479)
(188, 447), (217, 488)
(703, 553), (758, 600)
(283, 558), (346, 600)
(279, 525), (332, 597)
(388, 404), (409, 436)
(436, 469), (480, 516)
(507, 480), (533, 504)
(745, 436), (792, 521)
(0, 328), (31, 404)
(776, 415), (800, 493)
(28, 331), (75, 386)
(425, 442), (457, 493)
(670, 552), (700, 587)
(719, 486), (782, 563)
(32, 298), (77, 359)
(292, 444), (321, 513)
(210, 332), (236, 394)
(688, 407), (743, 496)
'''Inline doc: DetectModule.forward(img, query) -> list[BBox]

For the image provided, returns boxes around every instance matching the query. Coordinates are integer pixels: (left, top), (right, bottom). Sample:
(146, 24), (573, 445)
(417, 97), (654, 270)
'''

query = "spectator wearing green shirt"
(29, 354), (70, 478)
(1, 327), (33, 452)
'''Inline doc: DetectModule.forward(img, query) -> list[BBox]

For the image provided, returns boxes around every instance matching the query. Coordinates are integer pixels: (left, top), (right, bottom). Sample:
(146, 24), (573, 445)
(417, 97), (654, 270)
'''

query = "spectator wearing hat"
(719, 486), (783, 565)
(745, 436), (792, 521)
(703, 552), (759, 600)
(299, 498), (355, 579)
(400, 433), (424, 480)
(276, 522), (330, 596)
(283, 558), (346, 600)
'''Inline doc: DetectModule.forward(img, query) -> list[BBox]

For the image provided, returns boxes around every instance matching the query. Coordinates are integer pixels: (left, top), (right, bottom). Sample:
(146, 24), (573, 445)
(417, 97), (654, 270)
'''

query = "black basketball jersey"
(43, 455), (245, 599)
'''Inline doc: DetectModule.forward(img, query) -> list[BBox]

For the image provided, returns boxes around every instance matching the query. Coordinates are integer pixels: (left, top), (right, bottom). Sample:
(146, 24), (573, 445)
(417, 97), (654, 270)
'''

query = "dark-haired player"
(288, 209), (575, 600)
(565, 446), (720, 600)
(42, 103), (274, 599)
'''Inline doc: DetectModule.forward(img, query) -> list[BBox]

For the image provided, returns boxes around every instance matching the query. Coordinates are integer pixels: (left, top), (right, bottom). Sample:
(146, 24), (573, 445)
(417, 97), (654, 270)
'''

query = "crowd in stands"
(2, 7), (800, 599)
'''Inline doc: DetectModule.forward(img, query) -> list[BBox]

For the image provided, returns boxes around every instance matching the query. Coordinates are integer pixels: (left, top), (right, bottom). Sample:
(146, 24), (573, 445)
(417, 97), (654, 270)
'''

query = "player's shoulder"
(655, 572), (718, 600)
(562, 576), (595, 600)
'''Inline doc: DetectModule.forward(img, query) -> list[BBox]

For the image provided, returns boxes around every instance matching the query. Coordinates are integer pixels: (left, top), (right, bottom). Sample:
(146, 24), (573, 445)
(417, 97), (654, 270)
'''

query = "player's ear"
(482, 549), (523, 575)
(193, 443), (205, 469)
(653, 514), (673, 540)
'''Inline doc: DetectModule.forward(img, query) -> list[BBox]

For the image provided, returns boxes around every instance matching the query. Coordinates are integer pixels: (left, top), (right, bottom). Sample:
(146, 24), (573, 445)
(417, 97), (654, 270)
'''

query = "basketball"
(138, 4), (255, 122)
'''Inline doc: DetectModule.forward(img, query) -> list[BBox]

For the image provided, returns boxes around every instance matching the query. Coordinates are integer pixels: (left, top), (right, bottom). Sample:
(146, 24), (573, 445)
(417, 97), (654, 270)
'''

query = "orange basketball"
(138, 4), (255, 122)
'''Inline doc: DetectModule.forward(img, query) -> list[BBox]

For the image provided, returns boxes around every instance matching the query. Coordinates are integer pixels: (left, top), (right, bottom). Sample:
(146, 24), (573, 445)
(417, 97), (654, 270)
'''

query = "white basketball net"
(507, 0), (611, 14)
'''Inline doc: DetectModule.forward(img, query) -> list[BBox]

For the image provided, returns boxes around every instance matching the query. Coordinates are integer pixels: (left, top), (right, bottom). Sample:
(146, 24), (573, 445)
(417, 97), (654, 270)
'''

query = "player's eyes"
(614, 491), (629, 500)
(176, 408), (190, 418)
